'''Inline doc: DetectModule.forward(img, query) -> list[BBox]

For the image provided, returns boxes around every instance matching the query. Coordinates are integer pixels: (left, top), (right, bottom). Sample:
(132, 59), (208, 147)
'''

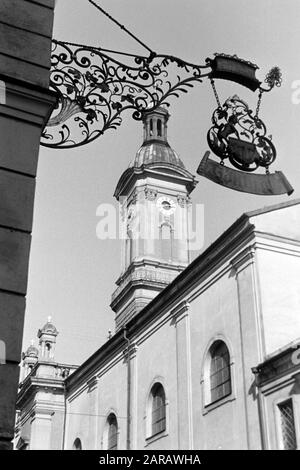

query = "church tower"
(37, 316), (58, 361)
(111, 107), (198, 330)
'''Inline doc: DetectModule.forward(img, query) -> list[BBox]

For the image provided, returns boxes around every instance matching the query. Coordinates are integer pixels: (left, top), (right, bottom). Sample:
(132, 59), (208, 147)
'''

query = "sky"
(22, 0), (300, 365)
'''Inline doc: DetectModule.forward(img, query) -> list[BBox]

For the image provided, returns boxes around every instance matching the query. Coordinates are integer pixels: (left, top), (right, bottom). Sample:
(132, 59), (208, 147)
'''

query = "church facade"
(15, 108), (300, 450)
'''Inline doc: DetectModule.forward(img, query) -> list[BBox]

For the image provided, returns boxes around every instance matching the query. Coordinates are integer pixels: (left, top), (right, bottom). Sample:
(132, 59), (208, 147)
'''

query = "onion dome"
(38, 316), (58, 338)
(132, 142), (185, 169)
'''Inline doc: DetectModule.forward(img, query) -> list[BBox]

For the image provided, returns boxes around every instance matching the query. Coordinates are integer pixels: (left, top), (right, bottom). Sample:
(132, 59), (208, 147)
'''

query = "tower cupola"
(131, 106), (185, 169)
(37, 316), (58, 361)
(143, 106), (169, 143)
(22, 340), (39, 379)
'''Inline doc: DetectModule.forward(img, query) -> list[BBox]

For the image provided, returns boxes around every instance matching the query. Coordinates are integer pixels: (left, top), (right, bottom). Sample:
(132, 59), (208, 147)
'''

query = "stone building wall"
(0, 0), (56, 449)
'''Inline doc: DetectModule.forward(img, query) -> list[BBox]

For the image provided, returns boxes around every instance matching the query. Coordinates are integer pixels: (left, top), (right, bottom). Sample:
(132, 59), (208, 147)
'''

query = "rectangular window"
(152, 394), (166, 436)
(210, 352), (231, 403)
(278, 400), (297, 450)
(152, 404), (166, 435)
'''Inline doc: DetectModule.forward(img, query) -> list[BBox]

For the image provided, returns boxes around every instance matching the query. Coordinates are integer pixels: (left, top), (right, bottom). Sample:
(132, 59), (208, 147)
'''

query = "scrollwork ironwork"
(41, 41), (211, 149)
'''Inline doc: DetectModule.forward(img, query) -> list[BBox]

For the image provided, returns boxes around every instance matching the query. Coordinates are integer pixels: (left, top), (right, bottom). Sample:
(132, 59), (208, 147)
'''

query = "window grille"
(278, 400), (297, 450)
(210, 341), (231, 403)
(107, 414), (118, 450)
(151, 383), (166, 436)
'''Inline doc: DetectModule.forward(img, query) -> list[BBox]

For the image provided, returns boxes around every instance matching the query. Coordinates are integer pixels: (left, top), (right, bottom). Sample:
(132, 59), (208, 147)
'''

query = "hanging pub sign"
(197, 54), (293, 196)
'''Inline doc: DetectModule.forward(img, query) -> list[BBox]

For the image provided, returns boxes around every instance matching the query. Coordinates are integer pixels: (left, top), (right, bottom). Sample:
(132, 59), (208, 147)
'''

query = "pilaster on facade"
(122, 341), (139, 362)
(171, 300), (190, 325)
(144, 186), (158, 201)
(230, 241), (265, 449)
(85, 375), (99, 450)
(177, 195), (191, 208)
(86, 375), (99, 393)
(230, 244), (256, 275)
(171, 300), (193, 449)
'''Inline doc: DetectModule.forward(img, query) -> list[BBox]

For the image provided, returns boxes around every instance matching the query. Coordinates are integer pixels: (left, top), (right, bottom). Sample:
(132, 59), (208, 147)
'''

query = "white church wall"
(96, 356), (127, 450)
(66, 384), (92, 449)
(134, 316), (178, 450)
(64, 232), (266, 450)
(250, 203), (300, 354)
(256, 242), (300, 355)
(188, 262), (249, 449)
(251, 204), (300, 242)
(65, 352), (127, 450)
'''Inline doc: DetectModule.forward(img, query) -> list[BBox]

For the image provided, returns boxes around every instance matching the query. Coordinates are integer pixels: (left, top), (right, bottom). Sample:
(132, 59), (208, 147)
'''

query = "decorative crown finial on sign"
(264, 66), (282, 88)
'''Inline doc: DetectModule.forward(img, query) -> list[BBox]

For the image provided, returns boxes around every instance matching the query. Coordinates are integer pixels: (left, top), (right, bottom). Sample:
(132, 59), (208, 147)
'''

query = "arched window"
(149, 118), (153, 136)
(209, 341), (231, 403)
(73, 438), (82, 450)
(157, 119), (162, 137)
(107, 413), (118, 450)
(150, 383), (166, 436)
(45, 342), (51, 358)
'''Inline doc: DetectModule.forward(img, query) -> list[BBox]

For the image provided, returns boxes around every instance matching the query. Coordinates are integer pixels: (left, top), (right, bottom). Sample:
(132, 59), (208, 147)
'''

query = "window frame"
(275, 396), (300, 450)
(209, 341), (232, 404)
(201, 337), (235, 414)
(0, 339), (6, 365)
(72, 437), (82, 450)
(151, 383), (166, 437)
(107, 413), (118, 451)
(145, 380), (169, 445)
(102, 411), (120, 450)
(157, 119), (162, 137)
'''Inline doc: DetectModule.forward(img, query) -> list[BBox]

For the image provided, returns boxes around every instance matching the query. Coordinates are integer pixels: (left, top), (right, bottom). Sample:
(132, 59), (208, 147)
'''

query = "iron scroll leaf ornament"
(41, 40), (212, 149)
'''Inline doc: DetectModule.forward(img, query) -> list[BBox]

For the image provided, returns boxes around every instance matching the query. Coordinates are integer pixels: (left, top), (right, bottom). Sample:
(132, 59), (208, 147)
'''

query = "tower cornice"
(114, 163), (197, 200)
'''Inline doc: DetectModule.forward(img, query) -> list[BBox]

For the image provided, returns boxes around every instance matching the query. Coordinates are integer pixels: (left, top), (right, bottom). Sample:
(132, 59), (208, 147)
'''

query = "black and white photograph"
(0, 0), (300, 458)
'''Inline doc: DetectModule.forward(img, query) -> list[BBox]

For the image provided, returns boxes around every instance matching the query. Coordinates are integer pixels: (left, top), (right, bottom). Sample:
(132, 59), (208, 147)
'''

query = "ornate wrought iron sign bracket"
(41, 40), (212, 149)
(41, 42), (292, 196)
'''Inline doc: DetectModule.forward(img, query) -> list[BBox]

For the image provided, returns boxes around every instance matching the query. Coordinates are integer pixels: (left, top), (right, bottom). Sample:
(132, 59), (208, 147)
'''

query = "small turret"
(22, 340), (38, 379)
(37, 316), (58, 361)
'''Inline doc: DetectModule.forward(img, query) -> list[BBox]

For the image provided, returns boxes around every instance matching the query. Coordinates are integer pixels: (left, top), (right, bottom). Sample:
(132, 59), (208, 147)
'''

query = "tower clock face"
(157, 196), (176, 215)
